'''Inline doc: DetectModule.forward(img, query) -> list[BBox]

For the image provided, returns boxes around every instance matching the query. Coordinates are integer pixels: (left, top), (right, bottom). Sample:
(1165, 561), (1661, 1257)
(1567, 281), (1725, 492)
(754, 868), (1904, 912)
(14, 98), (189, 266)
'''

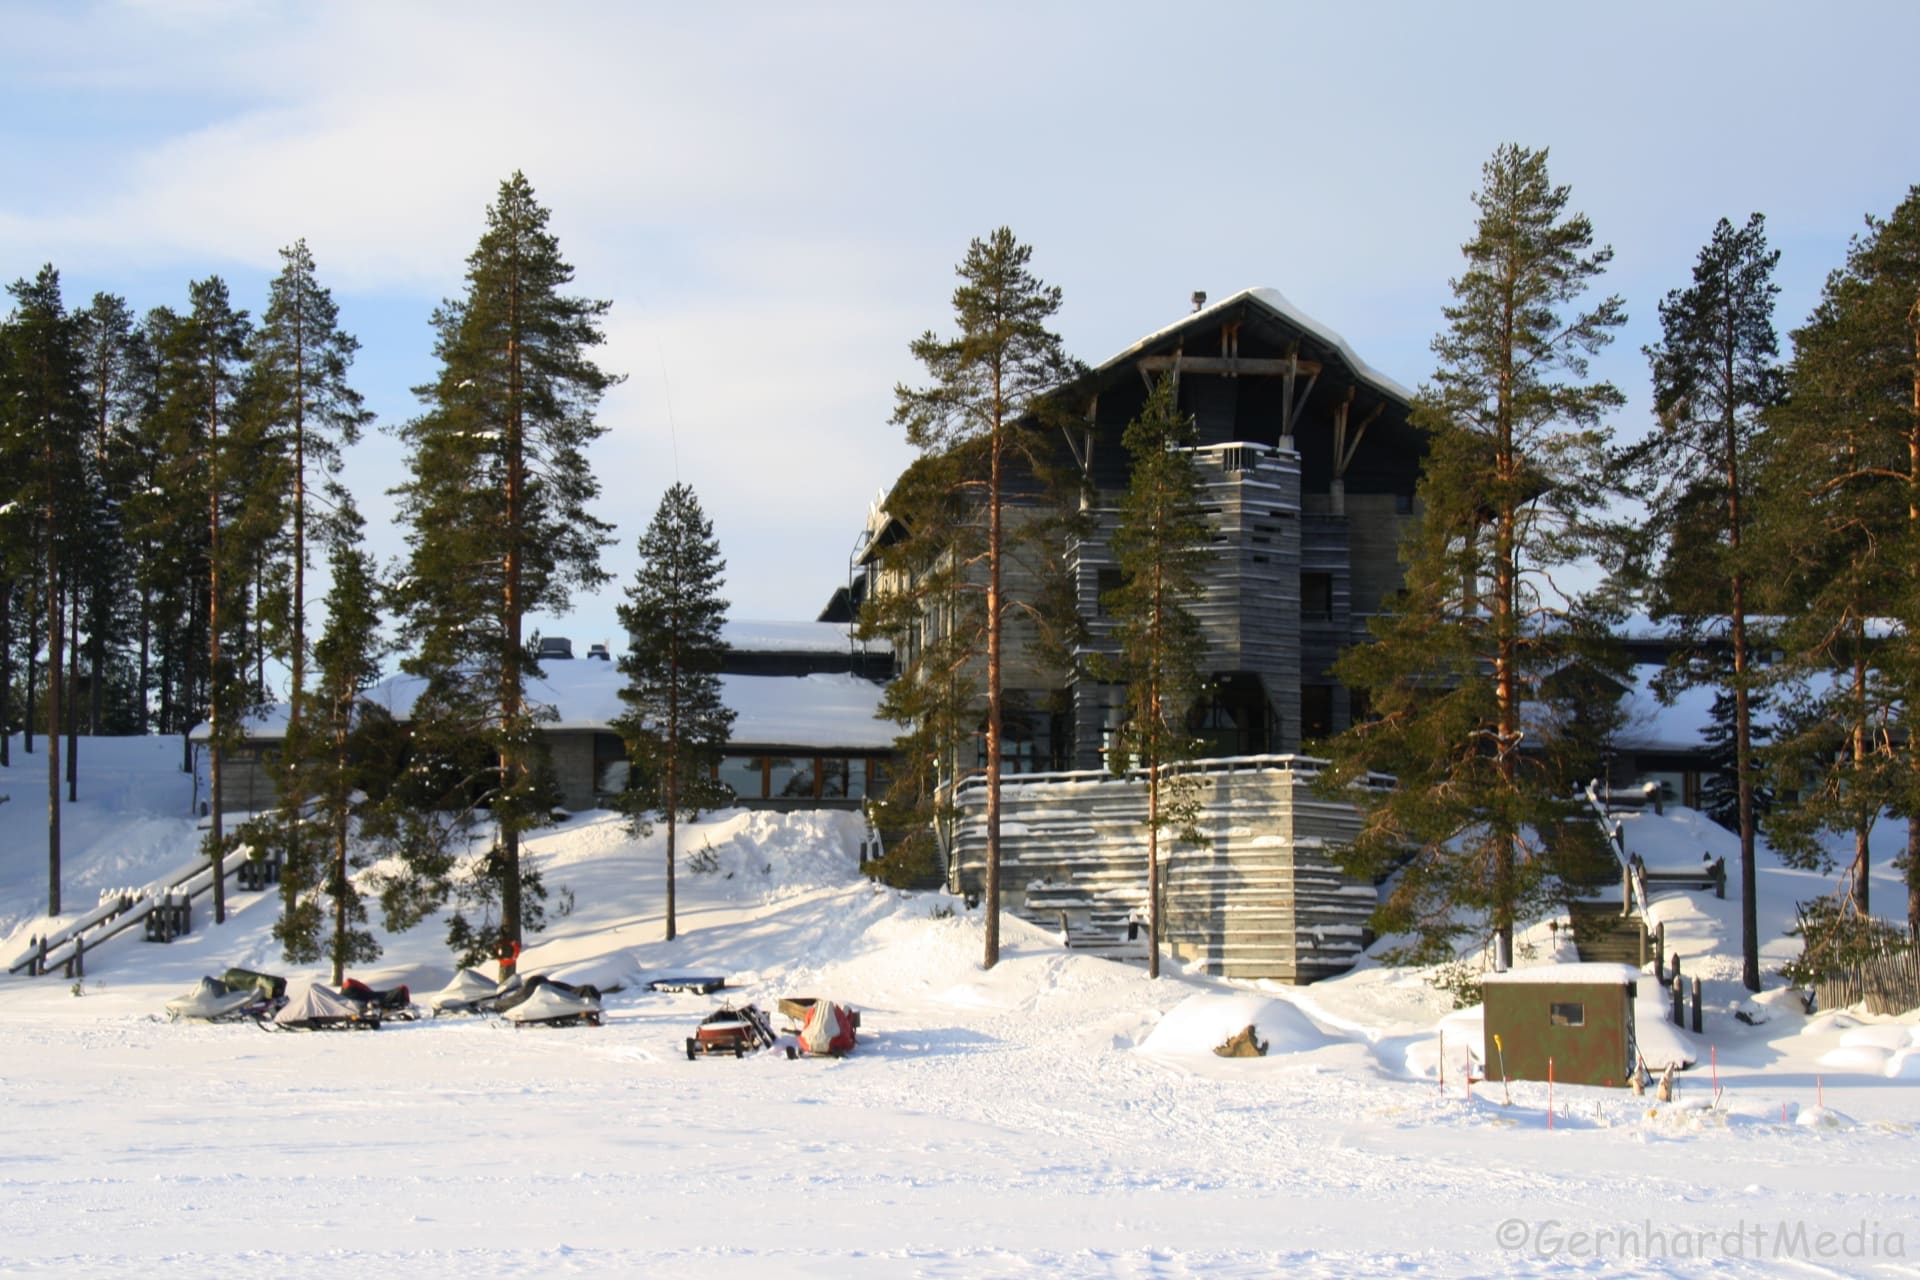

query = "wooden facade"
(948, 758), (1375, 983)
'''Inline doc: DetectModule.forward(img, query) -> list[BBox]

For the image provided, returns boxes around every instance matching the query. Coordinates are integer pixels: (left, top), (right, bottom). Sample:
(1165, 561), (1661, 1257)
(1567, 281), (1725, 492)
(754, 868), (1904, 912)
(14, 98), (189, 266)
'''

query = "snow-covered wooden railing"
(6, 846), (266, 979)
(1583, 780), (1651, 922)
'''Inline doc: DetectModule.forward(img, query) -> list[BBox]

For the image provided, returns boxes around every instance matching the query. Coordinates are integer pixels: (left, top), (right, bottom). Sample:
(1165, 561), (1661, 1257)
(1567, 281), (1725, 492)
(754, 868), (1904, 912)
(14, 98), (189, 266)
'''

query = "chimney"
(1191, 290), (1207, 313)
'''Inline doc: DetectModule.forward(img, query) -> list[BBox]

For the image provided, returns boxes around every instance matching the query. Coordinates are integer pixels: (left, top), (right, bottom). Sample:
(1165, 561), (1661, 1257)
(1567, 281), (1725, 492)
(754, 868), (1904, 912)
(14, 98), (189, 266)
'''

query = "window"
(770, 757), (815, 799)
(1549, 1002), (1585, 1028)
(1300, 572), (1333, 621)
(1300, 685), (1334, 739)
(820, 759), (850, 799)
(718, 755), (766, 800)
(1096, 567), (1124, 616)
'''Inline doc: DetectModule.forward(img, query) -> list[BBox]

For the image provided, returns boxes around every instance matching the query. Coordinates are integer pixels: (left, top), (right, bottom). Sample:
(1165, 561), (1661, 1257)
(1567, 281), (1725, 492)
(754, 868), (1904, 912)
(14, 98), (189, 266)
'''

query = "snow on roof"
(1093, 287), (1416, 406)
(1480, 962), (1642, 986)
(721, 619), (882, 653)
(196, 665), (892, 751)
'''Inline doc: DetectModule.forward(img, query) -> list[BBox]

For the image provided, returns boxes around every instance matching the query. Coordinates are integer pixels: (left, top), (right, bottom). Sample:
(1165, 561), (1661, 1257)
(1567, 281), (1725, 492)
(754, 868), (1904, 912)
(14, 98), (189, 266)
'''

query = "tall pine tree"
(251, 239), (370, 729)
(1323, 144), (1627, 967)
(614, 483), (736, 943)
(1622, 213), (1783, 991)
(392, 172), (617, 970)
(881, 228), (1082, 968)
(1093, 376), (1211, 979)
(148, 277), (260, 923)
(2, 266), (90, 915)
(1757, 188), (1920, 926)
(254, 497), (389, 983)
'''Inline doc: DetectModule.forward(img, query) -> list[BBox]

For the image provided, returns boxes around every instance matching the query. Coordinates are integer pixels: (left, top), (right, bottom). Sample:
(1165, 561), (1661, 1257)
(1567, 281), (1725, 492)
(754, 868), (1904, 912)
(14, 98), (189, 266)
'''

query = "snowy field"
(3, 738), (1920, 1277)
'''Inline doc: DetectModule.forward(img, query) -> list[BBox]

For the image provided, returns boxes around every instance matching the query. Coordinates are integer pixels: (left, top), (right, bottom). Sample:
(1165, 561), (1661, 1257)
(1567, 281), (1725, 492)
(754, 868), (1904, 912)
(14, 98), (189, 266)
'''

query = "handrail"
(951, 753), (1393, 799)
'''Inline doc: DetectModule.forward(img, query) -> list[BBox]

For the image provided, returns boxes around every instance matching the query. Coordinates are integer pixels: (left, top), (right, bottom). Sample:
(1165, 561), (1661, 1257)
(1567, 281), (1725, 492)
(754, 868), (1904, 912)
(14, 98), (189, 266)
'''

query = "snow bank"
(1137, 991), (1332, 1057)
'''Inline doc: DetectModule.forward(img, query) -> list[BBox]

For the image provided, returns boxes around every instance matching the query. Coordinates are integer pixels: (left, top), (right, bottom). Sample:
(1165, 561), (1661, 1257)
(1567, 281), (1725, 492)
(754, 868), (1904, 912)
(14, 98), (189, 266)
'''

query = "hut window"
(1549, 1002), (1585, 1027)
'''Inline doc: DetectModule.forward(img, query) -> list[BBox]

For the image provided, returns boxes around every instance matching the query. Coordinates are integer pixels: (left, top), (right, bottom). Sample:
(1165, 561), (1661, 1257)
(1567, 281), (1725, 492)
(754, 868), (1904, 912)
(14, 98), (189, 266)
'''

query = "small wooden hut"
(1481, 962), (1639, 1088)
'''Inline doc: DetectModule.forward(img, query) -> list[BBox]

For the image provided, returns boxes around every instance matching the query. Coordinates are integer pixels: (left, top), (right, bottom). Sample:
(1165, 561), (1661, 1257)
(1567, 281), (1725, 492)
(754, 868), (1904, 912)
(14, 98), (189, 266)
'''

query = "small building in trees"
(849, 287), (1426, 980)
(198, 621), (895, 816)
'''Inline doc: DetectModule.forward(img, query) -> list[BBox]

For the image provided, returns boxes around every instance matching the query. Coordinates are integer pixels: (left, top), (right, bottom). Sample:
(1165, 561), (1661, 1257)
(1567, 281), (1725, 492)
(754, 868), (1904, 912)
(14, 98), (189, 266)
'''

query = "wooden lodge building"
(849, 287), (1427, 981)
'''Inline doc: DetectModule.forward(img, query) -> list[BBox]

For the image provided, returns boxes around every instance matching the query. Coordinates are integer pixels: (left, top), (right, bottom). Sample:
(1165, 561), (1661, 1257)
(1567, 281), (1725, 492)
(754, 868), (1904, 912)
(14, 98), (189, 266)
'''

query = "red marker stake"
(1548, 1057), (1555, 1130)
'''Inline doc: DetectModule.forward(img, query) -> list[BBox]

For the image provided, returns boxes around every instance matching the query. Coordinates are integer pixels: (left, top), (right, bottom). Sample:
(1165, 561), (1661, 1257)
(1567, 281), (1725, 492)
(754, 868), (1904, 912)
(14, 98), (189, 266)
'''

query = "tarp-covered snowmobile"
(427, 967), (501, 1015)
(503, 981), (602, 1028)
(340, 978), (417, 1020)
(165, 975), (281, 1023)
(274, 982), (380, 1031)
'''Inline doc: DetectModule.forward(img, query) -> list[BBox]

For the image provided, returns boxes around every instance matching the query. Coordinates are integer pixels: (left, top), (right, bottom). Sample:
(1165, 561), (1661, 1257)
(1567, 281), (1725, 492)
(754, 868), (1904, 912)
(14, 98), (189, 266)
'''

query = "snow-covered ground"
(3, 737), (1920, 1277)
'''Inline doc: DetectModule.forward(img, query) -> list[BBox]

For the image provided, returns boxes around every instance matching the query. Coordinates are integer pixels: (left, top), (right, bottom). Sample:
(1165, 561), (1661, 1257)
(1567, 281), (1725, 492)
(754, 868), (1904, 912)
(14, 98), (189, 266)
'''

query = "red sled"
(686, 1004), (777, 1059)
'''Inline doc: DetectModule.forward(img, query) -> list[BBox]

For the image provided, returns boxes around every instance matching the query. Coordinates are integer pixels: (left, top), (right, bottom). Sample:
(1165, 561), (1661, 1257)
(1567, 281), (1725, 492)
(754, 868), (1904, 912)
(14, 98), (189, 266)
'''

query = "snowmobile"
(686, 1004), (778, 1058)
(273, 982), (381, 1031)
(340, 978), (418, 1020)
(425, 967), (501, 1016)
(164, 974), (283, 1023)
(503, 981), (603, 1028)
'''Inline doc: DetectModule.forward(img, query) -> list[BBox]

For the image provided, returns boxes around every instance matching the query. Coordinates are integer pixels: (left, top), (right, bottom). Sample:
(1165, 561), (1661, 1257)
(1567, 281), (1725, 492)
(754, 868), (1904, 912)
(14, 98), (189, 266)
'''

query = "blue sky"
(3, 1), (1916, 656)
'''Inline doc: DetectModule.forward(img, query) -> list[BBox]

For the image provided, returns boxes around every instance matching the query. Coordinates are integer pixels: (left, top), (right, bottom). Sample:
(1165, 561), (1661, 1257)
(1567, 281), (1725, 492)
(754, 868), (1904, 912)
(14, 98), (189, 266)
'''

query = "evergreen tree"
(1756, 188), (1920, 925)
(1698, 686), (1773, 833)
(74, 293), (150, 735)
(148, 277), (260, 923)
(250, 239), (370, 728)
(613, 483), (736, 942)
(1092, 376), (1211, 978)
(1322, 145), (1627, 966)
(253, 497), (388, 983)
(1621, 213), (1782, 991)
(881, 227), (1083, 968)
(391, 171), (617, 970)
(2, 266), (90, 915)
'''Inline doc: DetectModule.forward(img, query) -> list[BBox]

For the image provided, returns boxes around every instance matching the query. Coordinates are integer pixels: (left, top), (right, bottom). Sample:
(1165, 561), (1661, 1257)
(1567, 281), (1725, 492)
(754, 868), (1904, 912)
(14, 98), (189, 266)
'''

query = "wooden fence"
(1816, 947), (1920, 1016)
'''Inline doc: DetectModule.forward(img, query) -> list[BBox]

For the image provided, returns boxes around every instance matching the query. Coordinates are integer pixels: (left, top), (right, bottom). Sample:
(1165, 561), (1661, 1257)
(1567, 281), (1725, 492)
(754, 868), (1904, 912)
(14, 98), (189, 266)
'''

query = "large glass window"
(820, 759), (850, 799)
(770, 757), (817, 799)
(718, 755), (766, 800)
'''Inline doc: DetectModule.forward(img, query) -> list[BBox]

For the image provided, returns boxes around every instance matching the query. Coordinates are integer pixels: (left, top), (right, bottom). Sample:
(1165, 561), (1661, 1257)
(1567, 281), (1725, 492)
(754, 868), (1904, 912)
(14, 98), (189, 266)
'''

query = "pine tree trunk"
(66, 588), (79, 801)
(665, 664), (679, 943)
(0, 579), (12, 768)
(497, 270), (526, 972)
(47, 572), (63, 918)
(1726, 384), (1760, 992)
(1851, 637), (1870, 916)
(25, 595), (37, 756)
(138, 577), (152, 735)
(209, 387), (227, 927)
(982, 372), (1005, 970)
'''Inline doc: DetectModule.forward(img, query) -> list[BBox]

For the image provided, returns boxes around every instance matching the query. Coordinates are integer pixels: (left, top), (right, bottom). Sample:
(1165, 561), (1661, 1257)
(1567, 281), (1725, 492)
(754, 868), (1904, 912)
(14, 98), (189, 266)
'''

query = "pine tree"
(882, 228), (1083, 968)
(251, 240), (370, 728)
(74, 293), (150, 735)
(1756, 188), (1920, 926)
(1092, 376), (1211, 978)
(148, 277), (260, 923)
(1622, 213), (1782, 990)
(1322, 144), (1627, 966)
(614, 483), (736, 942)
(2, 266), (91, 915)
(391, 172), (617, 970)
(254, 496), (388, 983)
